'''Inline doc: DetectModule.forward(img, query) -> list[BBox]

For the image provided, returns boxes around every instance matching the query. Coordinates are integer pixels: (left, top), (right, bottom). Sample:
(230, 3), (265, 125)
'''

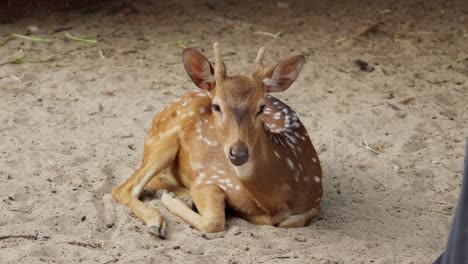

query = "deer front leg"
(276, 207), (320, 228)
(112, 139), (178, 238)
(161, 185), (226, 233)
(244, 214), (273, 226)
(243, 203), (289, 226)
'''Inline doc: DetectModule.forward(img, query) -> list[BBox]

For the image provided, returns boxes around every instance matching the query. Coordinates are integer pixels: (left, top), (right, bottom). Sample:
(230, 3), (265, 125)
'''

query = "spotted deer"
(112, 43), (322, 238)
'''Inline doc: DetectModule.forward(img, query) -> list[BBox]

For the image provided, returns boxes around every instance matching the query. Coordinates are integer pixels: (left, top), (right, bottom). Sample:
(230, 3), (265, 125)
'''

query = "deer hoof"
(148, 223), (166, 239)
(155, 189), (169, 199)
(147, 213), (167, 239)
(160, 191), (177, 202)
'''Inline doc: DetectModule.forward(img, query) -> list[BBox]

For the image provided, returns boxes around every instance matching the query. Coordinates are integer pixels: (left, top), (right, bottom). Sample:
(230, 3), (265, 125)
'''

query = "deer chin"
(231, 159), (255, 179)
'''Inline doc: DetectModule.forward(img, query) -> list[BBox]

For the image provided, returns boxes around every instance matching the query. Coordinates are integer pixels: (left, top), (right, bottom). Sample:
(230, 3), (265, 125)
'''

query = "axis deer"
(112, 43), (322, 238)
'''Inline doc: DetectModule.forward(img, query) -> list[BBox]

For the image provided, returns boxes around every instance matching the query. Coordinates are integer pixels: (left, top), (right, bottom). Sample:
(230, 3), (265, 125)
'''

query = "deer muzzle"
(228, 141), (249, 166)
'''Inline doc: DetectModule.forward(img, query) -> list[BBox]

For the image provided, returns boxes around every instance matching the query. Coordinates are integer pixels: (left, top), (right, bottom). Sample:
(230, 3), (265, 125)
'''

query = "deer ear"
(262, 55), (305, 93)
(183, 48), (215, 91)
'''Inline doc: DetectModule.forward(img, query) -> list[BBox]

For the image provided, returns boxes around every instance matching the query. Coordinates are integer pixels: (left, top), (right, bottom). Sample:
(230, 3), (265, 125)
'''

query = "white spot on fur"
(273, 150), (280, 158)
(314, 176), (321, 183)
(193, 163), (203, 170)
(159, 125), (181, 139)
(286, 158), (295, 170)
(312, 157), (317, 163)
(203, 138), (219, 146)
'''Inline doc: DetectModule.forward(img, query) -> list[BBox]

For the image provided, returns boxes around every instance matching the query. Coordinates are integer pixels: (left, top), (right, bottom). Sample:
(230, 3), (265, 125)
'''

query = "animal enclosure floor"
(0, 0), (467, 263)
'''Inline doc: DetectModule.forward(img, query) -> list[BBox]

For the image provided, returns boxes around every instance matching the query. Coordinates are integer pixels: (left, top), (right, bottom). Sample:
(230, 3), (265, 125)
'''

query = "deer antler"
(253, 46), (266, 77)
(213, 42), (226, 83)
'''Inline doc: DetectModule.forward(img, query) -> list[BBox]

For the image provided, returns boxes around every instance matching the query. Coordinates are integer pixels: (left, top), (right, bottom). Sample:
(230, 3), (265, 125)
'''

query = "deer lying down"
(112, 43), (323, 238)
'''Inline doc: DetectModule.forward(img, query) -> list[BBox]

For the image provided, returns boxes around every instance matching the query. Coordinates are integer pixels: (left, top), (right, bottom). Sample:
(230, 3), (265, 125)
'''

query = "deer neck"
(232, 128), (278, 194)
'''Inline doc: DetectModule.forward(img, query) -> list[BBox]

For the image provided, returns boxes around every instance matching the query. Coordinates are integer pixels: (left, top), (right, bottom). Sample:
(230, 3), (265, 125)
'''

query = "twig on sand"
(102, 256), (119, 264)
(259, 255), (292, 263)
(9, 208), (31, 213)
(254, 31), (282, 39)
(160, 39), (195, 49)
(10, 33), (54, 43)
(0, 33), (54, 46)
(336, 22), (383, 44)
(53, 26), (73, 33)
(65, 32), (97, 44)
(65, 240), (104, 250)
(0, 37), (10, 46)
(392, 31), (432, 38)
(0, 54), (56, 66)
(355, 22), (383, 38)
(359, 134), (381, 154)
(0, 232), (38, 240)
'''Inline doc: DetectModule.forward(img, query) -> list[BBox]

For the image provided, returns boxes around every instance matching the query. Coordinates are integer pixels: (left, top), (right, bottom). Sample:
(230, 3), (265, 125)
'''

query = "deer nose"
(229, 141), (249, 166)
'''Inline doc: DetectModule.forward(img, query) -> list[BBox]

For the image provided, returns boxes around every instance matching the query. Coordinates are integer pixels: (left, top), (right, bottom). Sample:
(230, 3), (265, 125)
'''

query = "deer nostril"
(229, 148), (235, 158)
(240, 149), (248, 158)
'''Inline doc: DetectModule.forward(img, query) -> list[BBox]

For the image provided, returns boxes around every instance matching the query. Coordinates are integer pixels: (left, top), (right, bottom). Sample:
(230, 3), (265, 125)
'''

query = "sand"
(1, 0), (467, 263)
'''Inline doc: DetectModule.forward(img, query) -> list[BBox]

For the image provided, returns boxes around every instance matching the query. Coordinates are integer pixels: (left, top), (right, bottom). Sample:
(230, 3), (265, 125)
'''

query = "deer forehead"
(215, 76), (264, 109)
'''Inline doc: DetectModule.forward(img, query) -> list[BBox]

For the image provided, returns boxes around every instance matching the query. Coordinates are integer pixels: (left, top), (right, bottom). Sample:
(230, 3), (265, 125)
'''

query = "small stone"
(128, 144), (136, 150)
(81, 216), (86, 221)
(26, 25), (39, 34)
(141, 244), (150, 249)
(294, 236), (307, 242)
(173, 245), (181, 250)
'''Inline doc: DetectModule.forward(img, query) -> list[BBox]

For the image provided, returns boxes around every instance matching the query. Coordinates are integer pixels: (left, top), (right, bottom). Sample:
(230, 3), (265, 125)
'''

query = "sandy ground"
(1, 0), (467, 263)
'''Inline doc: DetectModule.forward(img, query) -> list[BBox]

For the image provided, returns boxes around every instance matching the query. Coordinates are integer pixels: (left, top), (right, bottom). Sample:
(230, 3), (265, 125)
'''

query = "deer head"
(182, 43), (305, 176)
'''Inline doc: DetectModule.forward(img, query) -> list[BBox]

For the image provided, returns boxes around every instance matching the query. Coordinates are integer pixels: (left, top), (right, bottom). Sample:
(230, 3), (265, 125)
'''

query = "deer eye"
(212, 104), (221, 112)
(257, 104), (266, 116)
